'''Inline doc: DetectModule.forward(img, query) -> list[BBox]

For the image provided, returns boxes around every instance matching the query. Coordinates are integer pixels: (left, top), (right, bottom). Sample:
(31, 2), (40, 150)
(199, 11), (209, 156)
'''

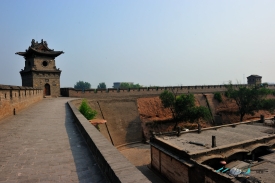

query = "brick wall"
(32, 72), (61, 97)
(0, 85), (43, 121)
(151, 146), (189, 183)
(61, 84), (275, 98)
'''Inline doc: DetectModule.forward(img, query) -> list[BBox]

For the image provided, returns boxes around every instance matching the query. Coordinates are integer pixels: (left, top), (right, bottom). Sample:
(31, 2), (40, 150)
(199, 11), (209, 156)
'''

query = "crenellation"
(0, 84), (43, 121)
(61, 84), (275, 98)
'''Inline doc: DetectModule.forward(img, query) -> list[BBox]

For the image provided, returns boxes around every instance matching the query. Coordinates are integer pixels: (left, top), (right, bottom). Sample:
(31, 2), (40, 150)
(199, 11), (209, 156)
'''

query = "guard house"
(16, 39), (64, 97)
(247, 75), (262, 85)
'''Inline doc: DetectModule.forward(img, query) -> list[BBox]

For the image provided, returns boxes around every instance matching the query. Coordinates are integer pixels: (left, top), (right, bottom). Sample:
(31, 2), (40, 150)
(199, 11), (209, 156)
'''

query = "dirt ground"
(137, 95), (275, 140)
(137, 97), (172, 123)
(137, 96), (211, 140)
(118, 143), (166, 183)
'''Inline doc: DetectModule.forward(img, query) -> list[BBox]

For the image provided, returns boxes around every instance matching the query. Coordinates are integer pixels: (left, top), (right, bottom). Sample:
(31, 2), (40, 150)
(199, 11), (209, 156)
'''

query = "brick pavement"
(0, 98), (108, 183)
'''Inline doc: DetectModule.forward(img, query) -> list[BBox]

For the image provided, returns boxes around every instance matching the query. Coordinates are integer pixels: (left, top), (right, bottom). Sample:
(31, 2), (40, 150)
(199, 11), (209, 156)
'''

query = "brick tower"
(247, 75), (262, 85)
(16, 39), (64, 97)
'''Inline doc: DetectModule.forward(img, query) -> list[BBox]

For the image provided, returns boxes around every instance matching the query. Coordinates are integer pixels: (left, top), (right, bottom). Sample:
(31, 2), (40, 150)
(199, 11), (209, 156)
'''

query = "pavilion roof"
(16, 39), (64, 58)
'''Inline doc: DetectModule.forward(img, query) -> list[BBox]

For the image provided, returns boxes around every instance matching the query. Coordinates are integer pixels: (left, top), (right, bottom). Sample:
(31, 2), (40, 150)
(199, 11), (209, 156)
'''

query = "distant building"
(16, 39), (64, 97)
(113, 82), (133, 89)
(247, 75), (262, 85)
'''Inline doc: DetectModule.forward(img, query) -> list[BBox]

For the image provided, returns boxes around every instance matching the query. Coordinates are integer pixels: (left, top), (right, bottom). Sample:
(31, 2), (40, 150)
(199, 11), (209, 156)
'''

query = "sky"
(0, 1), (274, 88)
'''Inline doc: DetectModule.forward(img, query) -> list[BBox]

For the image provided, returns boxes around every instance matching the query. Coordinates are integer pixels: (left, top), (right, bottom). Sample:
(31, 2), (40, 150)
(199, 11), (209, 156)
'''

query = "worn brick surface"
(0, 87), (43, 121)
(0, 98), (107, 183)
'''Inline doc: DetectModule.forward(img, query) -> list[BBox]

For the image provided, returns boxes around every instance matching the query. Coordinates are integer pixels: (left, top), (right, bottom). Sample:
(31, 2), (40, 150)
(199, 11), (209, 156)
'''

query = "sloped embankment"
(137, 95), (212, 139)
(137, 94), (209, 123)
(206, 94), (275, 123)
(72, 99), (143, 147)
(72, 93), (275, 146)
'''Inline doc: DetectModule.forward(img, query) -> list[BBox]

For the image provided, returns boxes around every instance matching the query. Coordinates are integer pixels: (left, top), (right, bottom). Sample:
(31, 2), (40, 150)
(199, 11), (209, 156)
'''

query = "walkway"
(0, 98), (108, 183)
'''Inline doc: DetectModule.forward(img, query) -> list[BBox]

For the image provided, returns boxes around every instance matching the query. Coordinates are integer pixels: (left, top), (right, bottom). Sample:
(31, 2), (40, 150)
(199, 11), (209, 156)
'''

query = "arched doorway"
(44, 84), (51, 96)
(249, 146), (271, 161)
(202, 158), (224, 170)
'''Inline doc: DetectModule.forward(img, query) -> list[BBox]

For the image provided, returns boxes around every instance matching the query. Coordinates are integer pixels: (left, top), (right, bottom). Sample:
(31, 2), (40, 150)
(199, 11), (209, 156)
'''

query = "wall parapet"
(67, 100), (151, 183)
(0, 84), (43, 121)
(61, 84), (275, 98)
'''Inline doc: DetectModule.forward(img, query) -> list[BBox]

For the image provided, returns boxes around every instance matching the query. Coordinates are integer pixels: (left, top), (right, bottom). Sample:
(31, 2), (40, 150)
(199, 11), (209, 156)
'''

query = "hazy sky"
(0, 1), (274, 88)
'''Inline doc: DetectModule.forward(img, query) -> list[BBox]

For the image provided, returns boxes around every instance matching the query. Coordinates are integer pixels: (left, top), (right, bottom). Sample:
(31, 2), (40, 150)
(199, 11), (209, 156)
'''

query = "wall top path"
(0, 97), (108, 182)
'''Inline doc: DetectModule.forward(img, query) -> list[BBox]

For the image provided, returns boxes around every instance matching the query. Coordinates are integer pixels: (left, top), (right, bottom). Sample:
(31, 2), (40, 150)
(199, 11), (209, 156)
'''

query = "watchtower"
(247, 75), (262, 85)
(16, 39), (64, 97)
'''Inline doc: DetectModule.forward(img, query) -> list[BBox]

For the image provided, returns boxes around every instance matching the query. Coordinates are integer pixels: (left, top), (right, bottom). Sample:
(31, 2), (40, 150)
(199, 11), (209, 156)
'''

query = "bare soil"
(119, 143), (166, 183)
(137, 96), (211, 140)
(215, 95), (275, 123)
(137, 95), (275, 140)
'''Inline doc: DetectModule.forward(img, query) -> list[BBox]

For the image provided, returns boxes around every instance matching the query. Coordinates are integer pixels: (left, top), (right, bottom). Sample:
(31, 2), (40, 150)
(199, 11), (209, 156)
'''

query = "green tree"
(225, 82), (274, 122)
(160, 90), (176, 119)
(120, 83), (142, 89)
(261, 99), (275, 113)
(160, 90), (210, 129)
(79, 99), (97, 120)
(214, 92), (222, 103)
(97, 82), (106, 89)
(262, 82), (268, 88)
(74, 81), (91, 90)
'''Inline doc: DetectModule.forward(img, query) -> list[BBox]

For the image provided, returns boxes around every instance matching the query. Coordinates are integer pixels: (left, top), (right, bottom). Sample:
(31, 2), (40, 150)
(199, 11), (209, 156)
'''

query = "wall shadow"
(125, 116), (144, 145)
(64, 103), (108, 183)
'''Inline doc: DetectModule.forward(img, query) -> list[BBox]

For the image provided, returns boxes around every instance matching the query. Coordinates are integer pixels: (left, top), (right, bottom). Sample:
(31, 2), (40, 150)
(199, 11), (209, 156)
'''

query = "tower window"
(42, 61), (48, 67)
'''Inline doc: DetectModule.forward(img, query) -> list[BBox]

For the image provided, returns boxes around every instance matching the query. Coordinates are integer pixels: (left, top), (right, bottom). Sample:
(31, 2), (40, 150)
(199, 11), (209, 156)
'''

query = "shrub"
(224, 91), (230, 98)
(79, 99), (97, 120)
(160, 90), (211, 129)
(214, 92), (222, 103)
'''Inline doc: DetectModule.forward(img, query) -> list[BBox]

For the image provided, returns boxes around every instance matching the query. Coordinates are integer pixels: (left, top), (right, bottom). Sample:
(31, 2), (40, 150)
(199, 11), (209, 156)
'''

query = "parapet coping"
(0, 84), (41, 90)
(68, 100), (151, 183)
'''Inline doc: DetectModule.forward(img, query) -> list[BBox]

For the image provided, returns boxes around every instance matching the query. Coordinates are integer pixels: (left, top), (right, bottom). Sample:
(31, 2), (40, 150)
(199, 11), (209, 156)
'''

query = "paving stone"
(0, 180), (17, 183)
(0, 177), (7, 181)
(0, 98), (108, 183)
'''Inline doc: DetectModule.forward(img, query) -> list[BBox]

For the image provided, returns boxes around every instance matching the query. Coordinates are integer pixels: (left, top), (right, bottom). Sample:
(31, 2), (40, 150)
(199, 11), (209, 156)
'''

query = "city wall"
(0, 85), (43, 121)
(67, 101), (150, 183)
(61, 84), (275, 98)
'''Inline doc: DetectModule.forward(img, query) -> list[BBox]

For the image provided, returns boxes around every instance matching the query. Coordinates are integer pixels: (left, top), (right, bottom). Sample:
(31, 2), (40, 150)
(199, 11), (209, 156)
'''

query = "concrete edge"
(67, 100), (151, 183)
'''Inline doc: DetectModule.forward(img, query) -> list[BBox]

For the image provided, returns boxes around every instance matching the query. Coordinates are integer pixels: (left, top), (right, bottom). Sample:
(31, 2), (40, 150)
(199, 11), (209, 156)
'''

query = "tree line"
(159, 83), (275, 129)
(74, 81), (144, 89)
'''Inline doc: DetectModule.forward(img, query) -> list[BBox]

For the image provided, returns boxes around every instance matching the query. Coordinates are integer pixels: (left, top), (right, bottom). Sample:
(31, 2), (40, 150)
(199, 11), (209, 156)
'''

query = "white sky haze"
(0, 1), (274, 88)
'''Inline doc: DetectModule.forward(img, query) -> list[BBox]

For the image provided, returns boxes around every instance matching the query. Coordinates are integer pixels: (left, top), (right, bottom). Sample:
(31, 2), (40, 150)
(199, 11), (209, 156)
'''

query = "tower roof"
(247, 74), (262, 78)
(16, 39), (64, 58)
